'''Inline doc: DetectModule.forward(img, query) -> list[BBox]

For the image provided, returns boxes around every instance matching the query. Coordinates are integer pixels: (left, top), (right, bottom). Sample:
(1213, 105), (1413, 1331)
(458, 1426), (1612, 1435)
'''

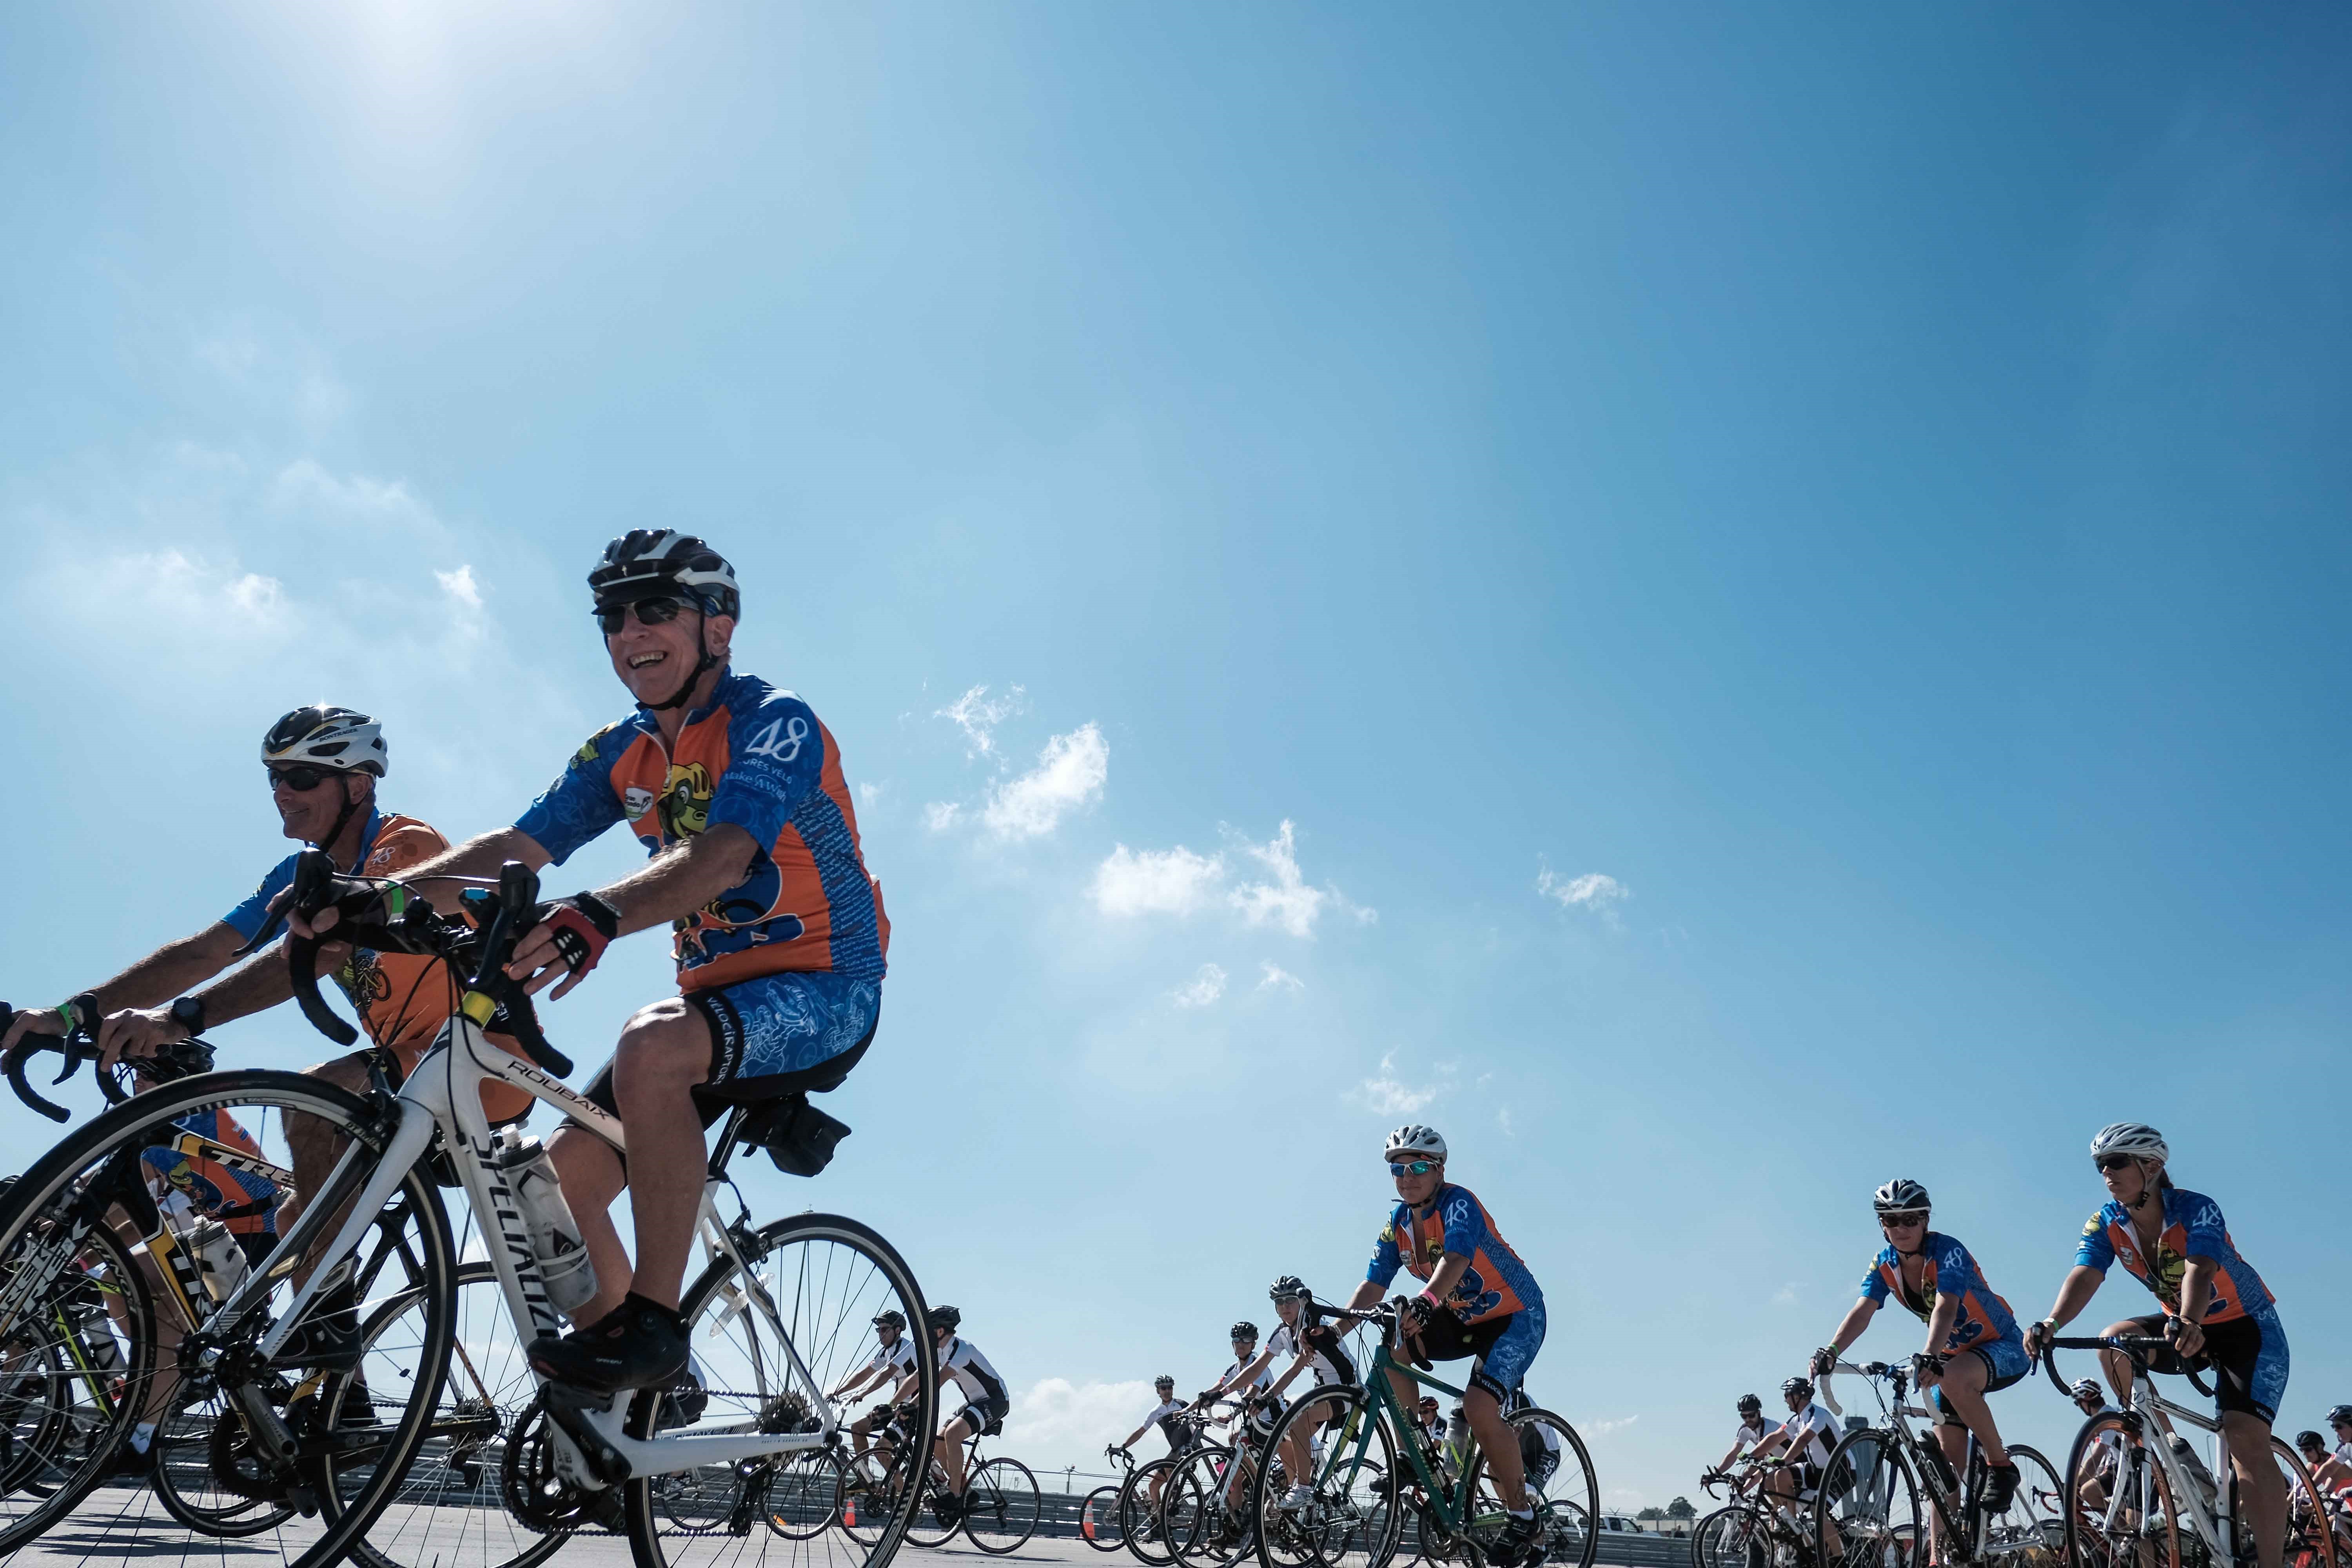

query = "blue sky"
(5, 4), (2350, 1503)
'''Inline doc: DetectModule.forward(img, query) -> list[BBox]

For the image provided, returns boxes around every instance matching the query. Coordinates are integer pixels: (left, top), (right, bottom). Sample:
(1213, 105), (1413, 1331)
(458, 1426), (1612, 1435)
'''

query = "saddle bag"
(737, 1094), (851, 1178)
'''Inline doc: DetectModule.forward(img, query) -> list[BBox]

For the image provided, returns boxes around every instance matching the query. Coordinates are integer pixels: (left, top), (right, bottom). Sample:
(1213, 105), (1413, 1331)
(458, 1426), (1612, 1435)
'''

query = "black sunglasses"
(2094, 1154), (2138, 1174)
(595, 596), (693, 636)
(267, 765), (339, 793)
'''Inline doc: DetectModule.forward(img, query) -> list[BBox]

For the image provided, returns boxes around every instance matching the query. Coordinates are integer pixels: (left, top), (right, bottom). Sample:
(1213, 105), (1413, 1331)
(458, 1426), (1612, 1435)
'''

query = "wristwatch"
(169, 996), (207, 1039)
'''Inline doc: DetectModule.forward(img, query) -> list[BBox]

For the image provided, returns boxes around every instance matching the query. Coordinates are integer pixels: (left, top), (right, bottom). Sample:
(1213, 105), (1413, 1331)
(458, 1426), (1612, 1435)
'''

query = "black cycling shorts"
(952, 1396), (1009, 1438)
(572, 1027), (871, 1134)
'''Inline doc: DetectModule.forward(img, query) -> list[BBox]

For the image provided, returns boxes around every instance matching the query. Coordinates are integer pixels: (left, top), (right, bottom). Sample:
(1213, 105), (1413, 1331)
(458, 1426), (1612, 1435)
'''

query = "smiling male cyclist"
(1347, 1124), (1548, 1568)
(2024, 1124), (2290, 1568)
(1810, 1178), (2028, 1516)
(295, 532), (887, 1392)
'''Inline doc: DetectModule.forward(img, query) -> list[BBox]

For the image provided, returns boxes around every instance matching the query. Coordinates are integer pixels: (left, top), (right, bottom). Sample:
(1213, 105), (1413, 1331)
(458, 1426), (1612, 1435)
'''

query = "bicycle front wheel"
(964, 1455), (1042, 1553)
(1083, 1481), (1129, 1550)
(1693, 1504), (1771, 1568)
(1124, 1455), (1188, 1565)
(1818, 1426), (1922, 1568)
(1164, 1443), (1253, 1568)
(2265, 1434), (2340, 1568)
(2062, 1415), (2177, 1568)
(1253, 1386), (1399, 1568)
(623, 1210), (936, 1568)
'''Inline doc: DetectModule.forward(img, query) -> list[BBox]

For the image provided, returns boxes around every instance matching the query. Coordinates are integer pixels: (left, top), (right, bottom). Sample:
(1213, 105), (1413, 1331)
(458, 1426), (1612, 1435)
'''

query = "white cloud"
(858, 782), (886, 809)
(922, 801), (963, 833)
(935, 683), (1029, 757)
(88, 550), (291, 641)
(1537, 864), (1630, 915)
(1770, 1283), (1798, 1307)
(1093, 844), (1226, 917)
(1171, 964), (1227, 1009)
(434, 564), (482, 608)
(1589, 1416), (1640, 1437)
(272, 458), (440, 535)
(1003, 1378), (1157, 1470)
(982, 723), (1109, 840)
(1497, 1106), (1514, 1137)
(1229, 820), (1375, 937)
(1257, 962), (1304, 993)
(1353, 1050), (1444, 1115)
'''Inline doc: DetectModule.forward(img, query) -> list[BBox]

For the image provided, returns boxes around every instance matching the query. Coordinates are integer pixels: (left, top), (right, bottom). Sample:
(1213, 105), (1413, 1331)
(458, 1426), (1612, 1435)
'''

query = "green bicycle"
(1250, 1299), (1597, 1568)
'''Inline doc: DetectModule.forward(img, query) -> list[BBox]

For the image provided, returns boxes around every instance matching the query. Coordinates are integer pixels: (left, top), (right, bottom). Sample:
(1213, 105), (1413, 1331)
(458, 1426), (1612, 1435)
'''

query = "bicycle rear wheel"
(1979, 1444), (2064, 1568)
(1693, 1504), (1771, 1568)
(1125, 1455), (1187, 1564)
(0, 1214), (154, 1514)
(0, 1069), (456, 1568)
(1164, 1444), (1254, 1568)
(1084, 1481), (1129, 1550)
(2265, 1436), (2340, 1568)
(1818, 1426), (1922, 1568)
(2062, 1415), (2177, 1568)
(964, 1455), (1041, 1553)
(622, 1210), (935, 1568)
(764, 1446), (846, 1540)
(1461, 1405), (1600, 1568)
(1253, 1386), (1399, 1568)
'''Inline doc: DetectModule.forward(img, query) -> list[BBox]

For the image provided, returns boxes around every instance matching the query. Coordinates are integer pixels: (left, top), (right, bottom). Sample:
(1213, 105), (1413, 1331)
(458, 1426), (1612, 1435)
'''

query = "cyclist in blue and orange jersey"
(1810, 1178), (2029, 1516)
(2024, 1123), (2292, 1568)
(292, 531), (888, 1392)
(1346, 1124), (1549, 1568)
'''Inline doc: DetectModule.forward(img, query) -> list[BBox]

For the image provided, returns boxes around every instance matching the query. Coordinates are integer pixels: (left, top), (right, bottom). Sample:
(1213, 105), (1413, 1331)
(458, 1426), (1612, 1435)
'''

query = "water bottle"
(185, 1216), (250, 1305)
(2168, 1434), (2219, 1516)
(494, 1129), (598, 1316)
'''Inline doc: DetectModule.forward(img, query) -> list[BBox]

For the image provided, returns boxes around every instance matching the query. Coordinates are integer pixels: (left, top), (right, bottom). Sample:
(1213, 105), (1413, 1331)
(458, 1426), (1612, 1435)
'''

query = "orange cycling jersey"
(1367, 1183), (1544, 1327)
(2075, 1187), (2274, 1325)
(226, 808), (532, 1122)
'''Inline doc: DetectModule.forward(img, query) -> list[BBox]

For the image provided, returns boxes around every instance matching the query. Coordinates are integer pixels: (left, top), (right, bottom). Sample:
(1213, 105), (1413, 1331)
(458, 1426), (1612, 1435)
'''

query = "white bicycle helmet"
(1872, 1178), (1931, 1215)
(2089, 1123), (2168, 1166)
(2070, 1379), (2104, 1404)
(589, 530), (740, 619)
(262, 705), (387, 777)
(1385, 1124), (1448, 1163)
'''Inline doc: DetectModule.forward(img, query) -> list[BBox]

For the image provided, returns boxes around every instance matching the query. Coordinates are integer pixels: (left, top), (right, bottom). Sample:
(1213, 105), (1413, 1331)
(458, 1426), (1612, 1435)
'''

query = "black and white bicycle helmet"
(872, 1310), (906, 1332)
(589, 530), (740, 619)
(1385, 1124), (1448, 1162)
(1269, 1275), (1309, 1303)
(263, 705), (387, 778)
(1871, 1178), (1931, 1215)
(1737, 1393), (1762, 1416)
(1155, 1375), (1176, 1391)
(2089, 1123), (2168, 1166)
(927, 1305), (961, 1332)
(1230, 1321), (1259, 1343)
(2070, 1379), (2105, 1404)
(2327, 1404), (2352, 1427)
(1782, 1376), (1813, 1399)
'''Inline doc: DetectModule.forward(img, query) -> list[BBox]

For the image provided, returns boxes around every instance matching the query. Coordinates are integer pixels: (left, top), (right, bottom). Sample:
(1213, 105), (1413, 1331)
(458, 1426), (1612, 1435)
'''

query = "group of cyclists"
(829, 1302), (1011, 1522)
(1702, 1124), (2339, 1568)
(1104, 1124), (1559, 1566)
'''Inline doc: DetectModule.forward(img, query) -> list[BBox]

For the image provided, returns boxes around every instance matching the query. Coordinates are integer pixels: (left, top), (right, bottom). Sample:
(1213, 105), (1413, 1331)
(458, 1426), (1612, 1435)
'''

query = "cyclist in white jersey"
(2069, 1379), (2124, 1509)
(1748, 1376), (1842, 1554)
(1709, 1394), (1774, 1481)
(1115, 1376), (1192, 1519)
(1196, 1320), (1281, 1514)
(1255, 1276), (1361, 1510)
(829, 1310), (917, 1463)
(2329, 1406), (2352, 1475)
(889, 1305), (1007, 1520)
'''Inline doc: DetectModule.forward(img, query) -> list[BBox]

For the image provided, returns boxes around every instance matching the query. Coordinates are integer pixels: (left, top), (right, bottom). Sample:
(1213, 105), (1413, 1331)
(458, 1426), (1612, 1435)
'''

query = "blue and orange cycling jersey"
(2076, 1187), (2274, 1325)
(142, 1110), (279, 1237)
(515, 670), (888, 990)
(1367, 1183), (1542, 1327)
(1860, 1232), (2022, 1354)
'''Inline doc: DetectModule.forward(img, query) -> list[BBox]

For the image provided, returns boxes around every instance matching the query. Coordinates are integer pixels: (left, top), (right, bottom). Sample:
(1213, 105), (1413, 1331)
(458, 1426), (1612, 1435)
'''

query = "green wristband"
(54, 1003), (76, 1027)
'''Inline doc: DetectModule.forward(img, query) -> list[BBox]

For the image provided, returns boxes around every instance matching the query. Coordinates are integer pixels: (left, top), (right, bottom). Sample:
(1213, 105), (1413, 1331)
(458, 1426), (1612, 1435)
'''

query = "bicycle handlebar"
(2036, 1333), (2214, 1401)
(283, 851), (574, 1080)
(1, 996), (217, 1122)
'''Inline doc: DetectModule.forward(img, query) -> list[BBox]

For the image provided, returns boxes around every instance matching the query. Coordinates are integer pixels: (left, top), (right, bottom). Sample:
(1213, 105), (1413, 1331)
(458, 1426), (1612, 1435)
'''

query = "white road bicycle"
(0, 855), (935, 1568)
(2037, 1334), (2338, 1568)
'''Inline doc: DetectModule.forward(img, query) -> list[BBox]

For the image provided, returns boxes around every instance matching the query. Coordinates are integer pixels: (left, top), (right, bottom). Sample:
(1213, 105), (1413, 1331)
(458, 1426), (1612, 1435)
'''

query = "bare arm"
(94, 933), (352, 1064)
(506, 824), (759, 999)
(2025, 1265), (2109, 1353)
(1822, 1297), (1879, 1362)
(2172, 1258), (2220, 1357)
(2, 921), (247, 1051)
(1914, 1295), (1963, 1387)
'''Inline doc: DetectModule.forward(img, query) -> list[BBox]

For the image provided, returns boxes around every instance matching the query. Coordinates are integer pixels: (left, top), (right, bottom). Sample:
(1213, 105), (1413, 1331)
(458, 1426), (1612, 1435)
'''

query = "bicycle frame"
(1337, 1330), (1478, 1532)
(1822, 1359), (1982, 1552)
(2088, 1362), (2235, 1563)
(185, 1005), (839, 1486)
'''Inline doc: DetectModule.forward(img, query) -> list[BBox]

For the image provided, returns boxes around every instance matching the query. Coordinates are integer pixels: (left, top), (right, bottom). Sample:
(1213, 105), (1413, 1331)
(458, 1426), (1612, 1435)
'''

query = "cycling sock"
(1509, 1508), (1534, 1521)
(129, 1421), (157, 1454)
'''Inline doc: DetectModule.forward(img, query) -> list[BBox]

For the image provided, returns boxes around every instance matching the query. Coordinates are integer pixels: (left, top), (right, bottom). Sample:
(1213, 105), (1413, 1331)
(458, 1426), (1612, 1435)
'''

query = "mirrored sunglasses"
(1389, 1160), (1439, 1177)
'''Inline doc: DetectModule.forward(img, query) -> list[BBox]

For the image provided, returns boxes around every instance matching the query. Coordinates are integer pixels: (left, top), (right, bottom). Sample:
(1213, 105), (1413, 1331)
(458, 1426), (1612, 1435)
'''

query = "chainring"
(501, 1395), (596, 1534)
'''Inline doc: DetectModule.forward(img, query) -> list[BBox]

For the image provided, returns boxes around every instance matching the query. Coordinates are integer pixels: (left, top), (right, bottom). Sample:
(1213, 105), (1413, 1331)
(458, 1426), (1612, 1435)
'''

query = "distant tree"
(1637, 1507), (1665, 1521)
(1668, 1496), (1696, 1520)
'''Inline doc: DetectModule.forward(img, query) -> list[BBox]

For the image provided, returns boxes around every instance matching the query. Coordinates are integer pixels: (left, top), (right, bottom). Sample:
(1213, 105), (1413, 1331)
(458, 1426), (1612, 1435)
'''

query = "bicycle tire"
(1252, 1384), (1399, 1568)
(1817, 1425), (1922, 1568)
(1084, 1481), (1130, 1550)
(0, 1218), (154, 1510)
(1980, 1443), (2063, 1568)
(1692, 1504), (1771, 1568)
(2060, 1413), (2176, 1568)
(0, 1068), (456, 1568)
(2266, 1435), (2340, 1568)
(1169, 1441), (1262, 1568)
(1461, 1405), (1600, 1568)
(621, 1210), (936, 1568)
(1125, 1454), (1190, 1565)
(965, 1455), (1042, 1553)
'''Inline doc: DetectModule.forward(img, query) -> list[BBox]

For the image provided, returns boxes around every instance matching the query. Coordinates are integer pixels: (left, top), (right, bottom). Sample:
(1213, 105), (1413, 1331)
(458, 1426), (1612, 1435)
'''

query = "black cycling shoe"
(526, 1292), (689, 1393)
(933, 1490), (965, 1524)
(1492, 1513), (1546, 1568)
(1982, 1461), (2022, 1516)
